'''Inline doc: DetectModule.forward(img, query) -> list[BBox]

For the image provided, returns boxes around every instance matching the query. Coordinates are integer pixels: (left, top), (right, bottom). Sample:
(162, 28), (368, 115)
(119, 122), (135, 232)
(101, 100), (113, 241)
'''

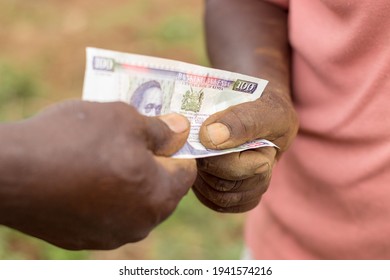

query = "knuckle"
(214, 193), (234, 208)
(193, 173), (266, 211)
(197, 156), (251, 181)
(214, 179), (244, 191)
(227, 167), (252, 180)
(119, 154), (150, 184)
(257, 166), (272, 184)
(194, 175), (229, 207)
(225, 106), (258, 140)
(197, 157), (226, 174)
(211, 190), (247, 208)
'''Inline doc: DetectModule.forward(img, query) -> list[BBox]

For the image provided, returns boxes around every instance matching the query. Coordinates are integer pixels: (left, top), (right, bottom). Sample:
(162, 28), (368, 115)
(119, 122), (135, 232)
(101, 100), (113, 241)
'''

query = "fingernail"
(206, 123), (230, 146)
(159, 113), (189, 133)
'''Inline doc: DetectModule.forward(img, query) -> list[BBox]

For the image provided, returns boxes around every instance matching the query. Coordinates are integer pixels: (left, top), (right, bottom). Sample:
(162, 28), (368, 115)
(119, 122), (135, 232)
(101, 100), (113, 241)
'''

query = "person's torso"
(247, 0), (390, 259)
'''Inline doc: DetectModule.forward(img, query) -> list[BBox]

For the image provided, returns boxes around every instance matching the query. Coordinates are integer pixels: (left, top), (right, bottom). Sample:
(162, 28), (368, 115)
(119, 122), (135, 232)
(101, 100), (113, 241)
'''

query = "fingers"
(153, 157), (197, 214)
(192, 183), (263, 213)
(193, 164), (271, 213)
(199, 93), (296, 150)
(142, 113), (191, 156)
(196, 168), (270, 192)
(156, 157), (197, 197)
(197, 147), (277, 180)
(192, 148), (276, 213)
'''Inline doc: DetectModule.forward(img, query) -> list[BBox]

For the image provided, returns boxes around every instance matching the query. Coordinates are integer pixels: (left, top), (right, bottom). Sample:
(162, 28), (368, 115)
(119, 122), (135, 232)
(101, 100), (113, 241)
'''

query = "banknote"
(82, 47), (276, 158)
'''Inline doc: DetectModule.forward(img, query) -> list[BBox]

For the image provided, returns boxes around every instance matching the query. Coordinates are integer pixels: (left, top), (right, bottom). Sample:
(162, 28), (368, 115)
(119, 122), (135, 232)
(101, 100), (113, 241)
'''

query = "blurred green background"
(0, 0), (246, 259)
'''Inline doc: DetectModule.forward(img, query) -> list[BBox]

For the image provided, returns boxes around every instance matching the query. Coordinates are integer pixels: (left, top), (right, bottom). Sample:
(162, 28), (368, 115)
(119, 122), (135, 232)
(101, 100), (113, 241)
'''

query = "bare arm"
(0, 101), (196, 249)
(193, 0), (298, 212)
(206, 0), (290, 92)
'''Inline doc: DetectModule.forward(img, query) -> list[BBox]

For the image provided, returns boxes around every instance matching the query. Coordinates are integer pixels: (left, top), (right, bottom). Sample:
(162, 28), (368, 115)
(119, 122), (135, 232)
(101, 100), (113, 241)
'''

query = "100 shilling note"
(82, 47), (276, 158)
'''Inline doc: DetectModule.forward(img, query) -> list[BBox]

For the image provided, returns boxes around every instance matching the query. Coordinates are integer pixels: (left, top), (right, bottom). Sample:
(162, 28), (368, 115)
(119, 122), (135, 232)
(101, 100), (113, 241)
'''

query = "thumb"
(143, 113), (191, 156)
(199, 100), (285, 150)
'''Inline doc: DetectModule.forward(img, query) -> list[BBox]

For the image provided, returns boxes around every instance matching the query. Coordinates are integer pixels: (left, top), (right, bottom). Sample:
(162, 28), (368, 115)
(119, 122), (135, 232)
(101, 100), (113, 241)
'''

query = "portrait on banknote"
(130, 80), (163, 117)
(129, 79), (209, 156)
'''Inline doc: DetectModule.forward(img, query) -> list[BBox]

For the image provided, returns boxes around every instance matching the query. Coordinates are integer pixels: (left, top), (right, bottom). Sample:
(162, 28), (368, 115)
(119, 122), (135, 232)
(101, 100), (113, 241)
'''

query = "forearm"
(205, 0), (291, 99)
(195, 0), (295, 213)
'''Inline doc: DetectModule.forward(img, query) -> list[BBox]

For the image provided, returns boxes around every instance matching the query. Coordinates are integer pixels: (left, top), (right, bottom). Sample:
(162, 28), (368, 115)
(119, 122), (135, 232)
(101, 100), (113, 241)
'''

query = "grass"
(0, 227), (89, 260)
(147, 192), (245, 260)
(0, 60), (41, 121)
(0, 0), (246, 260)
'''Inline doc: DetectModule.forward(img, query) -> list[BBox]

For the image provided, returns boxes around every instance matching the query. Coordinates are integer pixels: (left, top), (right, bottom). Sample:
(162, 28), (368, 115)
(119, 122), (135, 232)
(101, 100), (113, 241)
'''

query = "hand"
(198, 0), (295, 213)
(193, 89), (298, 213)
(0, 101), (196, 250)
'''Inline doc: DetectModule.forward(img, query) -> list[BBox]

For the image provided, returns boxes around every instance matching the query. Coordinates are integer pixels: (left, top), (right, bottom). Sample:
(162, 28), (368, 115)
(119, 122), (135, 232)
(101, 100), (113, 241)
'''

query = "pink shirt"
(246, 0), (390, 259)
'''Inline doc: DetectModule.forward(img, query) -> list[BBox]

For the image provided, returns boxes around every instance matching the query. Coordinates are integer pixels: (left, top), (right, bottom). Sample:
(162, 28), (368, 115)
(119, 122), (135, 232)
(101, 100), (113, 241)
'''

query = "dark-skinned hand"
(0, 101), (196, 250)
(193, 90), (298, 213)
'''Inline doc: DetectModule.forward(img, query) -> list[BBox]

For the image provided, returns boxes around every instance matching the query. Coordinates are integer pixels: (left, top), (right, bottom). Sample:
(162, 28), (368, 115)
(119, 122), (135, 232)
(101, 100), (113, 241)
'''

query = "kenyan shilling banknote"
(82, 47), (276, 158)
